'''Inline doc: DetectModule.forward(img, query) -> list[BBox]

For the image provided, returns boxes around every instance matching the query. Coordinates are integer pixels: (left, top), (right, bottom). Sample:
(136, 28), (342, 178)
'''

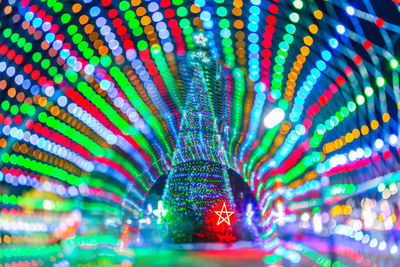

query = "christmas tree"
(162, 41), (236, 243)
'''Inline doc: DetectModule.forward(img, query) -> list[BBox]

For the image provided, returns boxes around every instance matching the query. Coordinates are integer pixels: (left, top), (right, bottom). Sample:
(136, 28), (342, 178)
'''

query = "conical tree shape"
(162, 62), (235, 243)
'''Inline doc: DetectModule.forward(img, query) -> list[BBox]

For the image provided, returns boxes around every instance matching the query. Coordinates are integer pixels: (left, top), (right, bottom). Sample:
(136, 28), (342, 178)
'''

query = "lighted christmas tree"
(162, 37), (236, 243)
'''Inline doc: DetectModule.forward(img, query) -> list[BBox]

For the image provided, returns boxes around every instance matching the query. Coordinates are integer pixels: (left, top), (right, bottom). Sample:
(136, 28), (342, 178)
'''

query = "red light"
(21, 0), (30, 7)
(160, 0), (171, 8)
(383, 150), (391, 160)
(363, 40), (372, 50)
(318, 96), (328, 106)
(266, 15), (277, 25)
(165, 8), (175, 19)
(375, 18), (384, 28)
(353, 55), (362, 65)
(214, 202), (235, 226)
(344, 66), (353, 76)
(268, 4), (279, 14)
(108, 9), (118, 19)
(14, 115), (22, 125)
(101, 0), (112, 7)
(336, 76), (345, 86)
(37, 10), (45, 19)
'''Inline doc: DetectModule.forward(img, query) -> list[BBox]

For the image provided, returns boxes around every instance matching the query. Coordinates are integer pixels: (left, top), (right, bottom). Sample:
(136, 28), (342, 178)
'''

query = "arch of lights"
(0, 0), (399, 266)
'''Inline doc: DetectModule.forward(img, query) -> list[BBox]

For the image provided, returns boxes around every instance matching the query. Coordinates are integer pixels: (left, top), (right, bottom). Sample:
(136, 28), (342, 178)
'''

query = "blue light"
(346, 6), (355, 15)
(329, 38), (339, 49)
(89, 6), (101, 17)
(248, 33), (259, 43)
(321, 50), (332, 61)
(200, 11), (211, 21)
(249, 6), (260, 15)
(32, 18), (43, 28)
(336, 24), (346, 35)
(316, 60), (326, 71)
(24, 12), (34, 21)
(194, 0), (206, 7)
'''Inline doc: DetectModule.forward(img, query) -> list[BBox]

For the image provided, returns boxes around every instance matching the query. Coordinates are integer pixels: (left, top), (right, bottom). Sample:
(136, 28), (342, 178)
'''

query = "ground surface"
(133, 248), (267, 267)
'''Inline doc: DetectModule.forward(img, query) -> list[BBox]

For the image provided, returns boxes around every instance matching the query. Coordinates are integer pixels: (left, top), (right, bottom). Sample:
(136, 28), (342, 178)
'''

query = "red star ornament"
(214, 202), (234, 226)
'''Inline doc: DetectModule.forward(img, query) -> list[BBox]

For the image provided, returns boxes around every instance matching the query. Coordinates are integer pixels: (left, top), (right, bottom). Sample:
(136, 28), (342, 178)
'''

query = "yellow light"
(382, 113), (390, 122)
(309, 24), (319, 34)
(314, 10), (323, 20)
(300, 46), (310, 56)
(303, 36), (314, 46)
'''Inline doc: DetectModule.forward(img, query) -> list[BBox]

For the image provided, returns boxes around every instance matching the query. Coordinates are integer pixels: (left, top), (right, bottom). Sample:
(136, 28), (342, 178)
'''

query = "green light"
(125, 10), (136, 21)
(378, 182), (385, 192)
(364, 86), (374, 97)
(10, 33), (19, 43)
(390, 58), (399, 69)
(10, 105), (19, 115)
(41, 59), (51, 69)
(32, 52), (42, 62)
(285, 24), (296, 34)
(17, 38), (26, 48)
(67, 25), (78, 35)
(216, 6), (227, 17)
(3, 28), (11, 38)
(316, 124), (326, 135)
(179, 18), (191, 29)
(72, 33), (83, 44)
(53, 2), (63, 13)
(48, 66), (58, 77)
(54, 74), (64, 84)
(293, 0), (303, 10)
(119, 1), (130, 11)
(38, 112), (48, 123)
(340, 106), (349, 117)
(176, 6), (188, 17)
(310, 137), (320, 148)
(278, 99), (289, 110)
(347, 101), (356, 112)
(221, 38), (232, 47)
(20, 103), (28, 114)
(289, 12), (300, 23)
(100, 55), (112, 67)
(356, 95), (365, 105)
(283, 34), (294, 44)
(376, 76), (386, 87)
(335, 111), (344, 122)
(270, 89), (281, 100)
(219, 19), (230, 28)
(1, 100), (10, 111)
(24, 43), (32, 53)
(61, 13), (71, 24)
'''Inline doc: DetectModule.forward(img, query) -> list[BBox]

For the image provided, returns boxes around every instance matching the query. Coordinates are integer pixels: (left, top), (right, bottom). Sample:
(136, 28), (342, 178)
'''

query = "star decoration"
(193, 32), (208, 47)
(153, 200), (168, 224)
(214, 202), (234, 226)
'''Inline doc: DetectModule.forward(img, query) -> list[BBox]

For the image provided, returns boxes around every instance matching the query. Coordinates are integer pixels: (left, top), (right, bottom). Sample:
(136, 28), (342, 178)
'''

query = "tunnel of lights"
(0, 0), (400, 266)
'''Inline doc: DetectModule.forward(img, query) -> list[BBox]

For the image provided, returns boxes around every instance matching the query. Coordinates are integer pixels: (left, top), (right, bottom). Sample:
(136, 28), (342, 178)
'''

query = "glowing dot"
(329, 38), (338, 49)
(390, 58), (399, 69)
(375, 138), (384, 150)
(376, 76), (385, 87)
(364, 86), (374, 97)
(336, 24), (345, 34)
(293, 0), (303, 10)
(389, 135), (398, 146)
(289, 12), (299, 23)
(346, 6), (355, 15)
(264, 108), (285, 128)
